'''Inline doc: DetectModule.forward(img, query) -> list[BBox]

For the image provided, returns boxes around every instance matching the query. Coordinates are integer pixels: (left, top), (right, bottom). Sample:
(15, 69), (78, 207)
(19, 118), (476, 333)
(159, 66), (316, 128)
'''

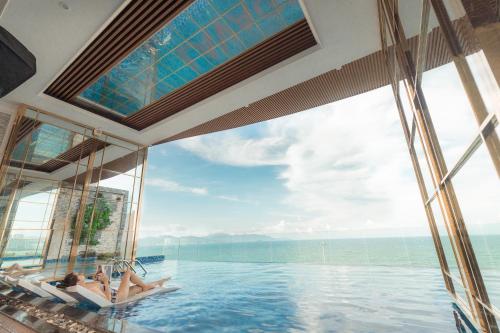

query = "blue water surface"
(100, 260), (473, 332)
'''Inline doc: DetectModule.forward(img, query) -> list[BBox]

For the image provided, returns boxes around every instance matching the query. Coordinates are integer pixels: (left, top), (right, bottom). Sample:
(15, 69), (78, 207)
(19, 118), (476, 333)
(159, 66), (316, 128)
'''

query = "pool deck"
(0, 280), (158, 333)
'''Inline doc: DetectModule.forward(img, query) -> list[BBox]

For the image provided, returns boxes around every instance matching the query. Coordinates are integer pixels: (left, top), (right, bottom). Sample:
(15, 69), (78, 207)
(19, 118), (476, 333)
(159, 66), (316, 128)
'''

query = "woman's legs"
(126, 285), (144, 298)
(116, 270), (168, 302)
(116, 270), (154, 301)
(115, 270), (131, 302)
(128, 271), (152, 290)
(2, 263), (40, 277)
(4, 263), (21, 273)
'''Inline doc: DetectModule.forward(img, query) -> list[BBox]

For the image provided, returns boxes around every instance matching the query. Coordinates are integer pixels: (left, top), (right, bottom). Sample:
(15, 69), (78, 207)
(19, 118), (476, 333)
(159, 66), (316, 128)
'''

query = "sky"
(138, 60), (500, 240)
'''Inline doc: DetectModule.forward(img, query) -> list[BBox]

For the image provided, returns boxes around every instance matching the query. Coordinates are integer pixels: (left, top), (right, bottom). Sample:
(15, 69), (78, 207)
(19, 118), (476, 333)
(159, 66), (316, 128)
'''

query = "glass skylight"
(78, 0), (305, 117)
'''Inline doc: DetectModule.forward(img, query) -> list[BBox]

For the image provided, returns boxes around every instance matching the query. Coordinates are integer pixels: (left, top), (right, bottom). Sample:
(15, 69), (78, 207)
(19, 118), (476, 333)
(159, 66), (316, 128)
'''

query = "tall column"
(130, 147), (148, 262)
(66, 147), (97, 273)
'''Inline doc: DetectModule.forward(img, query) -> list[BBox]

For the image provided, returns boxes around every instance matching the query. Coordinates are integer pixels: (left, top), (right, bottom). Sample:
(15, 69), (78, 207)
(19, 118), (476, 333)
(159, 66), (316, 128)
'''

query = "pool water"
(99, 260), (476, 332)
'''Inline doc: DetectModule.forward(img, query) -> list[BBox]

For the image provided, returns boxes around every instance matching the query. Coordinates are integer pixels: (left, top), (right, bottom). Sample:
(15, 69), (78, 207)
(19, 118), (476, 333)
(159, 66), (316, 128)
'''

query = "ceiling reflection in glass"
(77, 0), (305, 117)
(11, 124), (77, 166)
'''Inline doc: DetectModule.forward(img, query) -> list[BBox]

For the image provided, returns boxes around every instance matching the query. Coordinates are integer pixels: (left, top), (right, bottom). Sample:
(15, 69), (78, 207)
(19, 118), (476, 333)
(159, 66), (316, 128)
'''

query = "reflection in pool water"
(99, 260), (481, 332)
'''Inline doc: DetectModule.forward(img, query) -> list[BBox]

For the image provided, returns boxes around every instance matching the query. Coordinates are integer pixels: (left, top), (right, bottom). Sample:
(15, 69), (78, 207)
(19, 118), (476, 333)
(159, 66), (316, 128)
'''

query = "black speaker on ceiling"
(0, 25), (36, 98)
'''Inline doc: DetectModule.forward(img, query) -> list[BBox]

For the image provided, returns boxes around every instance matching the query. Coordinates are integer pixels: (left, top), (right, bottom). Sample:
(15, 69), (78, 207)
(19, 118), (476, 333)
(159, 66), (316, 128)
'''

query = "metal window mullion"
(394, 79), (457, 294)
(81, 136), (108, 261)
(40, 186), (61, 269)
(122, 148), (141, 261)
(53, 132), (88, 277)
(424, 190), (438, 206)
(430, 0), (500, 178)
(130, 148), (148, 262)
(429, 3), (500, 329)
(440, 112), (496, 185)
(442, 179), (497, 328)
(378, 0), (455, 295)
(0, 108), (39, 264)
(31, 187), (54, 267)
(0, 228), (56, 231)
(415, 0), (431, 87)
(67, 143), (97, 273)
(409, 116), (417, 148)
(475, 297), (500, 321)
(441, 135), (483, 187)
(379, 2), (498, 331)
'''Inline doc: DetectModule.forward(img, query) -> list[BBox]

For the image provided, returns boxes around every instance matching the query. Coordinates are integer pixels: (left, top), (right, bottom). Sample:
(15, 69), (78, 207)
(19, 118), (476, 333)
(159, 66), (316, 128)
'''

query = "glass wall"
(0, 107), (147, 279)
(380, 0), (500, 331)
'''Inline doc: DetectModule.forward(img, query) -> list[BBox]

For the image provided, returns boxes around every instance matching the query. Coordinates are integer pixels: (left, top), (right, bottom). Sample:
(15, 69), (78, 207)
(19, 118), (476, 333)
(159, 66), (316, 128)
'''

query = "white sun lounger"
(4, 275), (54, 299)
(39, 281), (78, 303)
(65, 284), (180, 308)
(40, 275), (173, 305)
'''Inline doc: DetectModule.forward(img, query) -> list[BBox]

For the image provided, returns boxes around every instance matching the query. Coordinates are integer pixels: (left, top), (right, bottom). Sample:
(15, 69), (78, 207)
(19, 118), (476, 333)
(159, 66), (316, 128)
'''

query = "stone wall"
(46, 186), (129, 261)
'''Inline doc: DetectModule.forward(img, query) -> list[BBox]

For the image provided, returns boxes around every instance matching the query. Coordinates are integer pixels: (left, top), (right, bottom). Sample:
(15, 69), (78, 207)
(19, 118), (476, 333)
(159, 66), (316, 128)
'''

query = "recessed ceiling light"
(58, 1), (70, 10)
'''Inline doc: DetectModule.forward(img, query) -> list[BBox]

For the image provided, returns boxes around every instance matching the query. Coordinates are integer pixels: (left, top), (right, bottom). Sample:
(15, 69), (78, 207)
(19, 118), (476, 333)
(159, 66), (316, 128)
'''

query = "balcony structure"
(0, 0), (498, 332)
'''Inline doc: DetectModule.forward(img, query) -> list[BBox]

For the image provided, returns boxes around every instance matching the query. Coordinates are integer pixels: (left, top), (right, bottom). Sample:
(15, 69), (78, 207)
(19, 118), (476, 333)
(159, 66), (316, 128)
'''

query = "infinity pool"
(100, 260), (469, 332)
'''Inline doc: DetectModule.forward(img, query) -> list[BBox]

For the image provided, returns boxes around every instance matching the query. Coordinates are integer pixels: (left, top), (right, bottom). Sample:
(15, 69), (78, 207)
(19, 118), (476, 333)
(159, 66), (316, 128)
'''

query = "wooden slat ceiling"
(15, 118), (41, 145)
(158, 18), (479, 144)
(37, 138), (108, 173)
(460, 0), (498, 27)
(45, 0), (193, 100)
(44, 1), (317, 130)
(63, 151), (140, 185)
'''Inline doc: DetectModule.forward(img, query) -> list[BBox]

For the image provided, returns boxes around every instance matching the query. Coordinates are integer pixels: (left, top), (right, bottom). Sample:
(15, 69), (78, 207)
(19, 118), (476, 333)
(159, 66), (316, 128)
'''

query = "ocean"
(136, 235), (500, 269)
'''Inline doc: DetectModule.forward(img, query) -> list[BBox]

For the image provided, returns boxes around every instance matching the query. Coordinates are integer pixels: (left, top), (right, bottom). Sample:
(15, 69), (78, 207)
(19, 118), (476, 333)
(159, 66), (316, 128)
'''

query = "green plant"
(97, 252), (119, 260)
(71, 194), (112, 246)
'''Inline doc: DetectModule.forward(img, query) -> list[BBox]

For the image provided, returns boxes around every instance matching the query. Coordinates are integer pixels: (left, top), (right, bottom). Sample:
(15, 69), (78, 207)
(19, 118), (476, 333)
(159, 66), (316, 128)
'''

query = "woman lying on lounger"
(1, 263), (42, 277)
(62, 269), (166, 303)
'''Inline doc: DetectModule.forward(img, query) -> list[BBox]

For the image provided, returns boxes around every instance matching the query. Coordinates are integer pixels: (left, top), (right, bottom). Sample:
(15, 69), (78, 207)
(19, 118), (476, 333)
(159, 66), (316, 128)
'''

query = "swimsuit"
(111, 288), (117, 303)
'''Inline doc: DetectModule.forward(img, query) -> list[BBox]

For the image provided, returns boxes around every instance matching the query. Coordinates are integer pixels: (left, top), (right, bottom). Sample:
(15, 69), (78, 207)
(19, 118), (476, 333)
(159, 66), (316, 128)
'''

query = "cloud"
(145, 178), (208, 195)
(215, 195), (258, 205)
(139, 223), (189, 238)
(178, 132), (288, 166)
(175, 85), (427, 236)
(145, 178), (257, 205)
(156, 63), (494, 238)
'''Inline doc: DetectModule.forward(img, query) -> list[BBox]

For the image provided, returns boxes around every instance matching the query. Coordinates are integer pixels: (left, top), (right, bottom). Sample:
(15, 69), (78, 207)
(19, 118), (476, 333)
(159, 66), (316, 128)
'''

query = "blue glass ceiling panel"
(78, 0), (306, 117)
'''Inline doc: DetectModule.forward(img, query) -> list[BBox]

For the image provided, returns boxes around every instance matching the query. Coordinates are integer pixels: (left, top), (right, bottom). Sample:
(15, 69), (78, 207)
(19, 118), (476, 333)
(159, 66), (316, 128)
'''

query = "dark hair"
(63, 272), (78, 287)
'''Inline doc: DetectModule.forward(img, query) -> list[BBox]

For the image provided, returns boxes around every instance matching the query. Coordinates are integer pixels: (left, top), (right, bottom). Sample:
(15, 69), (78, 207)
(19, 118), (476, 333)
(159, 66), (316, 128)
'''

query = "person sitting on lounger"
(62, 269), (166, 303)
(0, 263), (42, 278)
